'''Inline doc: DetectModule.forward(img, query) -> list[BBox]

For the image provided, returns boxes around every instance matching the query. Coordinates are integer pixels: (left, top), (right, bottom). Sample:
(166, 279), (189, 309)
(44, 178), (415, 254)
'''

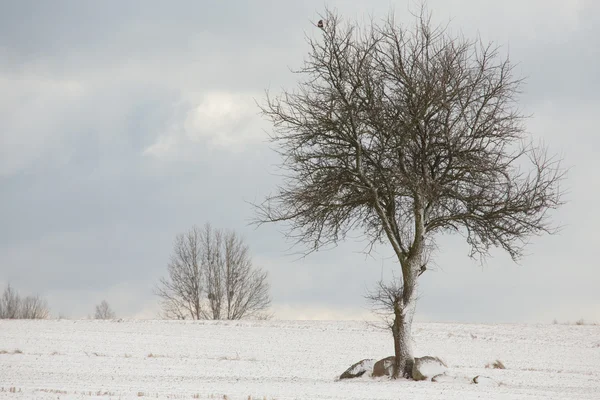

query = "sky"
(1, 0), (598, 323)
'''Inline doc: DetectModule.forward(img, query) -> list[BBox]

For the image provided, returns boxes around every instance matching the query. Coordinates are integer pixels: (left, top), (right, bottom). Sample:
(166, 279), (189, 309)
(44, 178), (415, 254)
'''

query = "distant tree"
(94, 300), (116, 320)
(156, 223), (271, 320)
(256, 7), (564, 378)
(21, 295), (50, 319)
(0, 284), (22, 319)
(0, 284), (50, 319)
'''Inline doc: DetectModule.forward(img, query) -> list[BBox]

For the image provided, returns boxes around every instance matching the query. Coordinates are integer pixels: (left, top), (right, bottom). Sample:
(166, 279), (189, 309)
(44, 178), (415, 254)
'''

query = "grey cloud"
(0, 0), (598, 322)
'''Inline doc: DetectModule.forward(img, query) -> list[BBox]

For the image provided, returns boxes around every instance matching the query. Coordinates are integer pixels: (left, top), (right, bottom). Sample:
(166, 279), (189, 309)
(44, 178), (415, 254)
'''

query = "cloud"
(0, 0), (598, 323)
(144, 91), (265, 159)
(0, 75), (86, 176)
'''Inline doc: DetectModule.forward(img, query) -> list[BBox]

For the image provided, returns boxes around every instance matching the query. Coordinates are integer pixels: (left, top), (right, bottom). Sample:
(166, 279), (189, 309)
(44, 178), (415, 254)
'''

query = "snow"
(0, 320), (599, 399)
(413, 356), (447, 380)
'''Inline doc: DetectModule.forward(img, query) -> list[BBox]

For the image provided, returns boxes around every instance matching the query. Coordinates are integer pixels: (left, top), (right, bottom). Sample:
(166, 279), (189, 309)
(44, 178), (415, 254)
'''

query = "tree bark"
(391, 203), (424, 379)
(391, 298), (414, 378)
(391, 258), (419, 378)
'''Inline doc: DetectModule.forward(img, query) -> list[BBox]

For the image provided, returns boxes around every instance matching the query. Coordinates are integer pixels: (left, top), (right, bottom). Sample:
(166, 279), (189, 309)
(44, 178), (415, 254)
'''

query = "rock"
(339, 359), (376, 380)
(412, 356), (448, 381)
(342, 355), (448, 381)
(472, 375), (499, 386)
(372, 356), (395, 377)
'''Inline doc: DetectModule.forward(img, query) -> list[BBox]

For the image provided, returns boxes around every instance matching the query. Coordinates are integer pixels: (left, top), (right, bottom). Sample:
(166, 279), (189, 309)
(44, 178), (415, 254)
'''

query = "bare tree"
(156, 224), (271, 320)
(94, 300), (116, 320)
(0, 284), (22, 319)
(0, 284), (51, 319)
(156, 226), (205, 319)
(256, 7), (564, 378)
(221, 230), (271, 320)
(203, 224), (224, 320)
(21, 295), (50, 319)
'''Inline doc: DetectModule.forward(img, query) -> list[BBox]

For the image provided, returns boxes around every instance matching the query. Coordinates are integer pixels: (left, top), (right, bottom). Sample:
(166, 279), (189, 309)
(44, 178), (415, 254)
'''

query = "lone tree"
(155, 224), (271, 320)
(256, 8), (563, 378)
(94, 300), (116, 320)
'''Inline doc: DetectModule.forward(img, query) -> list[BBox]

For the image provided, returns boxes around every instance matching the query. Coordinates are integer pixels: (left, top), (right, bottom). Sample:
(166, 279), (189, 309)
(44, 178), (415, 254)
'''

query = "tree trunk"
(379, 199), (424, 379)
(392, 206), (423, 379)
(391, 256), (420, 378)
(391, 200), (426, 378)
(391, 297), (415, 378)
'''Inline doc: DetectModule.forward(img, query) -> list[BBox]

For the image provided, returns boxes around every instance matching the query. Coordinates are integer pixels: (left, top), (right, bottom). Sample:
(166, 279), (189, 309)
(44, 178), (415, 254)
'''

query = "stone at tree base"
(371, 356), (395, 377)
(341, 355), (448, 381)
(339, 359), (376, 380)
(412, 356), (448, 381)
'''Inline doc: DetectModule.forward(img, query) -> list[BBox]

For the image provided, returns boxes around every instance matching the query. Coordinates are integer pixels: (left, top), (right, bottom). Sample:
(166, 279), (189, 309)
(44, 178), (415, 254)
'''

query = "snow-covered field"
(1, 320), (599, 399)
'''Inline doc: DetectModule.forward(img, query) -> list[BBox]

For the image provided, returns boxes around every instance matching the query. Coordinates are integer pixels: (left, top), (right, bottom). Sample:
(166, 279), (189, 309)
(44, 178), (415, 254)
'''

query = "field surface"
(0, 320), (599, 399)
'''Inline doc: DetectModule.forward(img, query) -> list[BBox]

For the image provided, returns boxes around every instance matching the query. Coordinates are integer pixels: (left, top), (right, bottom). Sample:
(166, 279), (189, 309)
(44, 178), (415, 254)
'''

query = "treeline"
(0, 284), (117, 320)
(1, 223), (271, 321)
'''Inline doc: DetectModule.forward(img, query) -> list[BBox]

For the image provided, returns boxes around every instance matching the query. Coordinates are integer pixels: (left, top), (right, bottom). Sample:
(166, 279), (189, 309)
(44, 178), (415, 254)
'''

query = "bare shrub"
(21, 295), (50, 319)
(485, 360), (506, 369)
(0, 349), (23, 355)
(0, 284), (21, 319)
(0, 284), (50, 319)
(94, 300), (116, 320)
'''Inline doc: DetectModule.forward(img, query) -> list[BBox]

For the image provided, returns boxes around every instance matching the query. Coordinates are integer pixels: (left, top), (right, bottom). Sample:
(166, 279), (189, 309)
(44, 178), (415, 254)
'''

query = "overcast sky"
(1, 0), (598, 323)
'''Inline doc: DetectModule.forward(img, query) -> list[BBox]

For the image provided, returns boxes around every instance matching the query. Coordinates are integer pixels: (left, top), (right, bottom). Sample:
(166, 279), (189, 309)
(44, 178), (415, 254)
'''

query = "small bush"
(94, 300), (116, 320)
(485, 359), (506, 369)
(0, 349), (23, 355)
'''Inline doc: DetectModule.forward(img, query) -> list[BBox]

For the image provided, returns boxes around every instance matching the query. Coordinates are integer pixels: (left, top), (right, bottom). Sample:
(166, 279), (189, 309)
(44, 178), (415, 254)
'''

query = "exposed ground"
(1, 319), (599, 399)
